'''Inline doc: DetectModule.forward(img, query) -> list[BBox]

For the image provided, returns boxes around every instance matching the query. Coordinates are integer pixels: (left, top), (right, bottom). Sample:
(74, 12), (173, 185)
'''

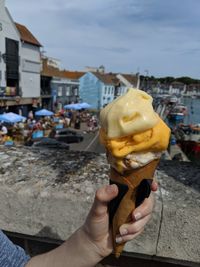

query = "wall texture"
(0, 146), (199, 265)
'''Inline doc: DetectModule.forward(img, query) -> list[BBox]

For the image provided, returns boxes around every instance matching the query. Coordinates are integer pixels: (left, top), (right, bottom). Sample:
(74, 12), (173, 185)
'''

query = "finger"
(119, 214), (151, 236)
(151, 181), (158, 192)
(116, 228), (144, 244)
(132, 193), (154, 221)
(90, 184), (118, 218)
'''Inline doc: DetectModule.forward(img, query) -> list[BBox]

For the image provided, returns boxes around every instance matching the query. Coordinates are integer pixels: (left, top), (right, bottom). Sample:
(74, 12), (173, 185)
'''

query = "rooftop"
(120, 73), (138, 85)
(92, 72), (119, 86)
(41, 58), (85, 79)
(15, 22), (42, 47)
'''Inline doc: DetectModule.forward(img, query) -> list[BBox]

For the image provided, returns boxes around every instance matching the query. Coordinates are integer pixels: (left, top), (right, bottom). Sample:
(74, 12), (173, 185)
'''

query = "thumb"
(151, 181), (158, 192)
(90, 184), (118, 218)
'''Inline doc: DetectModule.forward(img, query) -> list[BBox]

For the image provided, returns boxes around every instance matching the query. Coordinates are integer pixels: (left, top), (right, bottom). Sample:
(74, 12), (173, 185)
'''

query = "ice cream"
(99, 88), (170, 257)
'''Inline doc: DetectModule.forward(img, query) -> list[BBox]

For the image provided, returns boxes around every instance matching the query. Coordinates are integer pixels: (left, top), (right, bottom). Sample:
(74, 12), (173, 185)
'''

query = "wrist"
(64, 227), (103, 267)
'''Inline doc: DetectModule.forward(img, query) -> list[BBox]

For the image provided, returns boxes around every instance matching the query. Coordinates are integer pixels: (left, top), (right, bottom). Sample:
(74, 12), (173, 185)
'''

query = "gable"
(15, 23), (41, 47)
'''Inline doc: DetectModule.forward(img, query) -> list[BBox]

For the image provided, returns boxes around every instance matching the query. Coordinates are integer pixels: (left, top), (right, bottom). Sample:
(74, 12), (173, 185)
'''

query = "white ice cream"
(107, 151), (162, 171)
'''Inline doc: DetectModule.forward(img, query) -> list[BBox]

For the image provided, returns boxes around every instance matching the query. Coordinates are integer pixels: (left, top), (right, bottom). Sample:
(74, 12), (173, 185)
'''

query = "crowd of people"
(0, 108), (99, 146)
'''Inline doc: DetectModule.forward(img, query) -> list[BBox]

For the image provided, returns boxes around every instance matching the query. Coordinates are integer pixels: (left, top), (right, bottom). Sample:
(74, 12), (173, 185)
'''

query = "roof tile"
(15, 22), (42, 47)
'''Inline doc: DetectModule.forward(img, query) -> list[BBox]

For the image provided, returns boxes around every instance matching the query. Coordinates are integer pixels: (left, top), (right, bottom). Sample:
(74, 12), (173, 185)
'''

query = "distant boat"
(169, 96), (178, 104)
(168, 112), (184, 121)
(175, 123), (200, 164)
(168, 104), (188, 121)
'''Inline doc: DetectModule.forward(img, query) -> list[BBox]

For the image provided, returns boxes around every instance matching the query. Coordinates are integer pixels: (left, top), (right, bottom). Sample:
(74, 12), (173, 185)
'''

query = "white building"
(116, 73), (138, 96)
(0, 0), (41, 115)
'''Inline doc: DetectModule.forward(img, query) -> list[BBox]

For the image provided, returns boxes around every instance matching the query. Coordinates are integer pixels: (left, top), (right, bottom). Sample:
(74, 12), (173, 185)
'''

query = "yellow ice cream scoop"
(100, 88), (159, 139)
(100, 117), (170, 158)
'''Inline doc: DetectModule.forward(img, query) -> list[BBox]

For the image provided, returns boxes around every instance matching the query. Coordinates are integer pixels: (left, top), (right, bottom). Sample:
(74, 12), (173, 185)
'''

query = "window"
(66, 86), (70, 96)
(104, 86), (107, 94)
(108, 87), (110, 94)
(74, 88), (78, 96)
(58, 86), (62, 96)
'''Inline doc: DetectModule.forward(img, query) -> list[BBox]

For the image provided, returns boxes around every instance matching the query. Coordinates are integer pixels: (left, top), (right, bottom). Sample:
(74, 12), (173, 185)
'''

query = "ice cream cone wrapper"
(109, 159), (159, 258)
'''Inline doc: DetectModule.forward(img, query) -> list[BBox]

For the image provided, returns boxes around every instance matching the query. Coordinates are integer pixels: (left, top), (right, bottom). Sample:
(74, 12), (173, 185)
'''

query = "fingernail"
(134, 212), (142, 221)
(106, 184), (116, 193)
(116, 236), (123, 244)
(120, 228), (128, 236)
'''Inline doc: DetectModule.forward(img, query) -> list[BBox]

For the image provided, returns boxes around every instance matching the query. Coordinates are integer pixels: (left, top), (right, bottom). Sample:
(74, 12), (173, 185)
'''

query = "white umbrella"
(35, 109), (54, 116)
(0, 112), (26, 123)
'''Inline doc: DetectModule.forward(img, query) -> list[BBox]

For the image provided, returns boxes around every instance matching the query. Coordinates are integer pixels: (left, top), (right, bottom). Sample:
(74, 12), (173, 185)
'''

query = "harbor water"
(182, 96), (200, 125)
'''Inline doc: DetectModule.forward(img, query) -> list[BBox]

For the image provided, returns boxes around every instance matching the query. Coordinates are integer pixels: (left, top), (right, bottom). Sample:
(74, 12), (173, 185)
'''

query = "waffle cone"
(109, 159), (159, 258)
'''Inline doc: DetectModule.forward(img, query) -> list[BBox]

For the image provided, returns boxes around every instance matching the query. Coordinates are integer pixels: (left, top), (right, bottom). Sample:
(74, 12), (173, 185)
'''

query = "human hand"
(82, 181), (157, 259)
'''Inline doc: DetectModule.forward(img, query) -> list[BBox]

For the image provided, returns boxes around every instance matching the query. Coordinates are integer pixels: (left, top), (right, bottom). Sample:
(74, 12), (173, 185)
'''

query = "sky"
(5, 0), (200, 78)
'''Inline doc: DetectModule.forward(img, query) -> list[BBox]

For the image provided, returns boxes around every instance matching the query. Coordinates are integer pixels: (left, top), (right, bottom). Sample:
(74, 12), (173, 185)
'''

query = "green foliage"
(175, 76), (200, 85)
(157, 76), (175, 84)
(140, 75), (200, 85)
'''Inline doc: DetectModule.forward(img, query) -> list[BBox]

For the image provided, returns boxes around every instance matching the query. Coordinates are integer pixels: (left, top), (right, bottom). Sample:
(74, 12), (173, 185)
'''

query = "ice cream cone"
(109, 159), (159, 258)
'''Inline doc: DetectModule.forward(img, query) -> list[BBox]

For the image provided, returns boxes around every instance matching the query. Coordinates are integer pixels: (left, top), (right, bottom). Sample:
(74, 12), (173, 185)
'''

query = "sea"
(182, 96), (200, 125)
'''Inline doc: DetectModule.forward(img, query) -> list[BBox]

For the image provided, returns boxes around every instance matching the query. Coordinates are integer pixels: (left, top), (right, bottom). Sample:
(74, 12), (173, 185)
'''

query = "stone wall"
(0, 146), (200, 265)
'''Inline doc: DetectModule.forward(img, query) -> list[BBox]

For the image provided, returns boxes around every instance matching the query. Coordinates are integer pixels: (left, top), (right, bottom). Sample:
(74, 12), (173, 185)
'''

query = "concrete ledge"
(0, 146), (200, 264)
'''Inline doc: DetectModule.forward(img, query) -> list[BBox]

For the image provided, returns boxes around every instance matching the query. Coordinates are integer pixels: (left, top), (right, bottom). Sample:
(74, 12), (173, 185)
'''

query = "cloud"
(5, 0), (200, 78)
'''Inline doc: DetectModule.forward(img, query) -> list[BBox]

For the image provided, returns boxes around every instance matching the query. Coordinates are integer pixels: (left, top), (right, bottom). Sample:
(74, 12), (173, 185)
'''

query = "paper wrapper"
(109, 159), (159, 258)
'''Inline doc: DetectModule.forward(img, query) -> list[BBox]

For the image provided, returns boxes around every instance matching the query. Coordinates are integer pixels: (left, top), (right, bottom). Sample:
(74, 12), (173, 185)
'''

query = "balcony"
(0, 86), (17, 97)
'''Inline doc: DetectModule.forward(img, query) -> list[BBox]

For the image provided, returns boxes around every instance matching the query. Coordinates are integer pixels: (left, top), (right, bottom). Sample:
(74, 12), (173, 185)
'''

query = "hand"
(26, 181), (158, 267)
(82, 181), (157, 259)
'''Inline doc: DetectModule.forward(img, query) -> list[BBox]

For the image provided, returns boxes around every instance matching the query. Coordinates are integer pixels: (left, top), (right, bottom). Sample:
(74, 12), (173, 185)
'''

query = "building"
(79, 72), (119, 109)
(169, 81), (186, 96)
(117, 73), (138, 88)
(79, 72), (139, 110)
(0, 0), (41, 115)
(41, 57), (84, 111)
(116, 73), (138, 96)
(84, 65), (105, 73)
(62, 70), (85, 104)
(186, 83), (200, 97)
(41, 57), (62, 110)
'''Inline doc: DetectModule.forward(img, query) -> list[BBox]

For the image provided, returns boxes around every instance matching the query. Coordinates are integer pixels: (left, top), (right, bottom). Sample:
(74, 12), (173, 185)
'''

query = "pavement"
(69, 122), (105, 153)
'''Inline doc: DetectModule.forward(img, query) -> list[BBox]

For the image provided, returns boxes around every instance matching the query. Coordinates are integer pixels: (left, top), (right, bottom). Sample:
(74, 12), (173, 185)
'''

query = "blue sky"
(6, 0), (200, 78)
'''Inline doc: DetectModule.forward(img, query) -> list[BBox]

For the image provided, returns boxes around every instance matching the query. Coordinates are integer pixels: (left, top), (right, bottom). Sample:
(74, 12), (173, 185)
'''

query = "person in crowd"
(87, 117), (93, 133)
(64, 116), (71, 127)
(28, 111), (34, 120)
(74, 114), (81, 129)
(0, 123), (8, 142)
(65, 110), (73, 127)
(0, 123), (8, 136)
(0, 182), (157, 266)
(91, 115), (98, 132)
(27, 120), (36, 130)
